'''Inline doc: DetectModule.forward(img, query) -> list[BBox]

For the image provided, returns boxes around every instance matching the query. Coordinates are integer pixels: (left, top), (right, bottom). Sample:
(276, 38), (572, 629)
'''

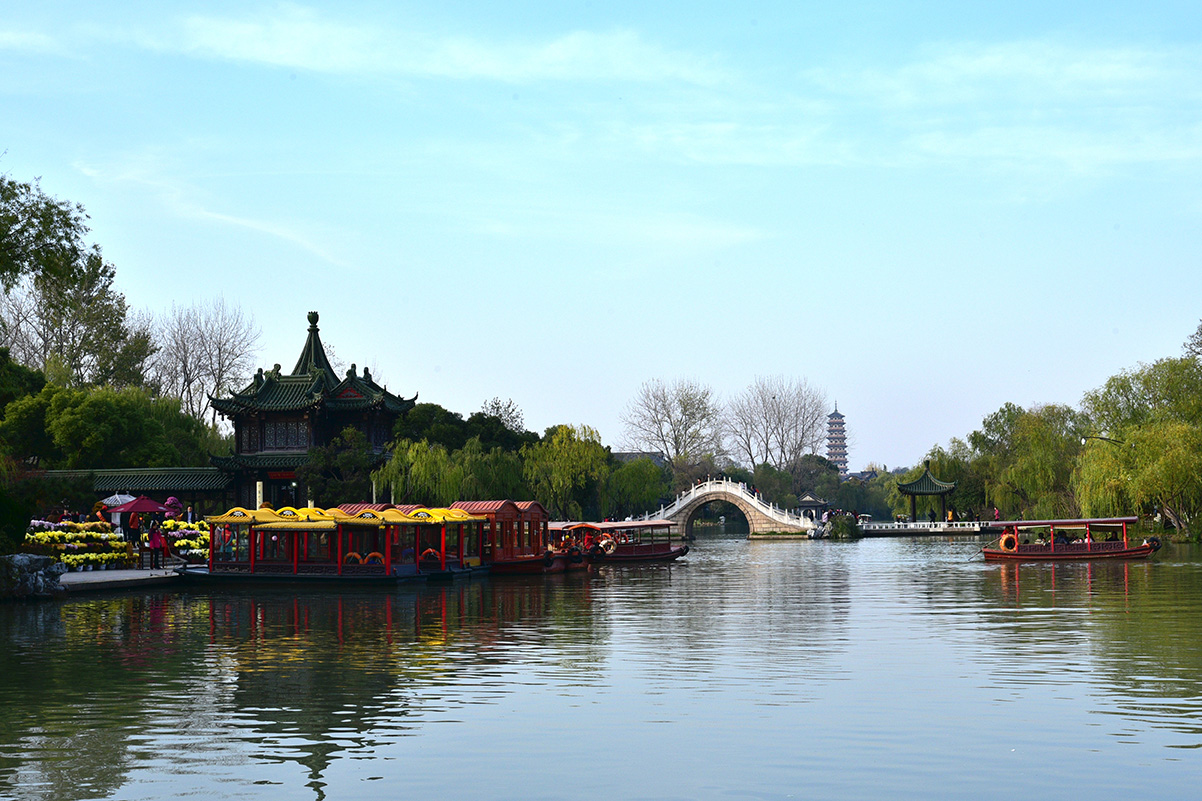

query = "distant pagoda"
(826, 404), (848, 477)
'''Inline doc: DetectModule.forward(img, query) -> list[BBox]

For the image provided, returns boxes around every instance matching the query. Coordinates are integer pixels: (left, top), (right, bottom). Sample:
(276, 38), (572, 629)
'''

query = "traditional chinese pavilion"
(896, 460), (956, 523)
(210, 311), (416, 509)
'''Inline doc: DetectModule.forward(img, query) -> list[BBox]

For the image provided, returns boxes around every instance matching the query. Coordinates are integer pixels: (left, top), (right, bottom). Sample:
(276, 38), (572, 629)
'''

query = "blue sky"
(3, 1), (1201, 470)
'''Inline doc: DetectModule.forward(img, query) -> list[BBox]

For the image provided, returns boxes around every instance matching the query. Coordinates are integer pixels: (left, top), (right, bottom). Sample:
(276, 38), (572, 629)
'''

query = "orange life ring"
(999, 533), (1018, 552)
(344, 551), (363, 564)
(420, 548), (440, 561)
(616, 533), (629, 544)
(364, 551), (384, 564)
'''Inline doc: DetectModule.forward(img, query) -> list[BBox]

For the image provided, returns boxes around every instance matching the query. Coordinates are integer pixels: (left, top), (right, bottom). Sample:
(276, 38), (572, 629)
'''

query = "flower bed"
(23, 520), (134, 570)
(160, 519), (211, 564)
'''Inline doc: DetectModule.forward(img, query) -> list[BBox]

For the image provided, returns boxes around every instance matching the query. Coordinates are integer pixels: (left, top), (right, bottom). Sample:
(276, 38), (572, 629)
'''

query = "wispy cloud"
(797, 40), (1202, 173)
(173, 5), (724, 85)
(74, 152), (351, 269)
(0, 28), (62, 55)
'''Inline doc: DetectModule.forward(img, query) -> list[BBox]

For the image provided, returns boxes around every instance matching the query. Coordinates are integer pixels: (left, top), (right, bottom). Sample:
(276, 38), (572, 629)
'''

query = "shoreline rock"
(0, 554), (68, 601)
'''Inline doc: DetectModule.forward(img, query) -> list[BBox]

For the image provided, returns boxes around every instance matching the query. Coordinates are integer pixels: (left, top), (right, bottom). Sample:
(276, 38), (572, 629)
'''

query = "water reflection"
(1, 539), (1201, 800)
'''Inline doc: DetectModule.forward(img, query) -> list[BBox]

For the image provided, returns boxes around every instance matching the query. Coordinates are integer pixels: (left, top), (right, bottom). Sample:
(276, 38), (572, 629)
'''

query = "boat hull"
(185, 566), (406, 584)
(486, 553), (577, 574)
(590, 544), (689, 564)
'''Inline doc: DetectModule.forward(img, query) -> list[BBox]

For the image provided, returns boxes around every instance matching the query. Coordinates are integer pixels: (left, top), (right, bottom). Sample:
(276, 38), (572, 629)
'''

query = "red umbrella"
(109, 495), (172, 514)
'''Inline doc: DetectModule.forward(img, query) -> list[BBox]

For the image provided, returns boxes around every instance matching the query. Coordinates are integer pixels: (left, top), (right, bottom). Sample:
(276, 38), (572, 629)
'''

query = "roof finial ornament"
(307, 311), (319, 330)
(347, 363), (357, 378)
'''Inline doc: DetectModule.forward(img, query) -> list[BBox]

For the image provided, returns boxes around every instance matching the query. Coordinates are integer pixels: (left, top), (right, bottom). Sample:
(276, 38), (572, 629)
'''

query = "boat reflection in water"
(199, 579), (600, 799)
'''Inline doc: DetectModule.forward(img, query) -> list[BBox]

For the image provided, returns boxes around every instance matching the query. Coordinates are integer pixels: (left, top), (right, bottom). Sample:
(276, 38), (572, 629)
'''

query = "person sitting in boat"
(1054, 532), (1069, 546)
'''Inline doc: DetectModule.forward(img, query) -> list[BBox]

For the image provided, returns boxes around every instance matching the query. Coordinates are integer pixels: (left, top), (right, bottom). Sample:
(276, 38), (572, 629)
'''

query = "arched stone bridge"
(641, 478), (816, 536)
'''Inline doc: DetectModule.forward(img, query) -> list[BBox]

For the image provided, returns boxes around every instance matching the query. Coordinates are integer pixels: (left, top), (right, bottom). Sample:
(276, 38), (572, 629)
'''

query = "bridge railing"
(638, 478), (815, 528)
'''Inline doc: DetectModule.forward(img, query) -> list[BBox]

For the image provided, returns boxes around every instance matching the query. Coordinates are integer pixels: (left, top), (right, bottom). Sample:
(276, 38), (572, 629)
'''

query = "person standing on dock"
(148, 523), (165, 569)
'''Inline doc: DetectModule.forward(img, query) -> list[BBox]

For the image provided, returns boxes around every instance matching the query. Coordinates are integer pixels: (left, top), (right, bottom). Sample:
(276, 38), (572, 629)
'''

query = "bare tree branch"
(621, 378), (724, 478)
(725, 376), (828, 472)
(149, 296), (260, 425)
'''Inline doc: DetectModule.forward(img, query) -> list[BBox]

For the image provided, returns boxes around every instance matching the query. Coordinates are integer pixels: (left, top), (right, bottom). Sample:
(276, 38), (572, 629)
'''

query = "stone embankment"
(1, 554), (68, 600)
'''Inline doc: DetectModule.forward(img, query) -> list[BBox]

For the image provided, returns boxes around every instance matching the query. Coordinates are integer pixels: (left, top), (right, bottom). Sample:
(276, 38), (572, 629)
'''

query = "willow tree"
(1075, 421), (1202, 538)
(456, 437), (527, 501)
(522, 424), (608, 520)
(374, 439), (462, 507)
(961, 402), (1085, 518)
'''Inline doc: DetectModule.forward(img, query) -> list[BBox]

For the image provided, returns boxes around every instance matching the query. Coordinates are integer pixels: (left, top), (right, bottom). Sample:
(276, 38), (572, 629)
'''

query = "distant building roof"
(612, 451), (668, 468)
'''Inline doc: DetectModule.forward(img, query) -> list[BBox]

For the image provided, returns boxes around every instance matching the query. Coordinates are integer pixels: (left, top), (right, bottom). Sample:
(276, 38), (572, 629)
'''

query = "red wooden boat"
(199, 505), (490, 582)
(554, 519), (689, 564)
(981, 517), (1161, 561)
(450, 500), (578, 574)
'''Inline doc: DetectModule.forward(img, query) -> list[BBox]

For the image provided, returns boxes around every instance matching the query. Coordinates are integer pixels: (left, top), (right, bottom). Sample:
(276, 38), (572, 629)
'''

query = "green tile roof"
(210, 453), (311, 471)
(41, 468), (232, 493)
(896, 465), (956, 496)
(210, 312), (416, 417)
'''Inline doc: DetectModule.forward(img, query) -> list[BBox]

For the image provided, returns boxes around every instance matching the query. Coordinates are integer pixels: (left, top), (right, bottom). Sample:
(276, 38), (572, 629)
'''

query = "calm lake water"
(2, 535), (1201, 801)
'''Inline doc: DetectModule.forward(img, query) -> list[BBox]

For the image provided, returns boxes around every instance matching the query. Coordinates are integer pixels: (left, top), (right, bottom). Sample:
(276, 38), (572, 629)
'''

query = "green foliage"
(958, 403), (1085, 519)
(0, 384), (222, 469)
(1081, 358), (1202, 434)
(751, 463), (798, 509)
(602, 457), (670, 519)
(0, 175), (90, 289)
(2, 230), (155, 389)
(827, 514), (860, 540)
(831, 472), (895, 520)
(792, 454), (841, 499)
(456, 437), (528, 502)
(0, 347), (44, 418)
(296, 426), (376, 506)
(522, 424), (609, 520)
(1075, 420), (1202, 539)
(0, 466), (30, 553)
(394, 403), (538, 454)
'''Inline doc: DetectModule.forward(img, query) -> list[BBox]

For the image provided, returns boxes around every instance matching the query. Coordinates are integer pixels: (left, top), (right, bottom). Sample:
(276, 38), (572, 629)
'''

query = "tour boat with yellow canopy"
(199, 504), (488, 582)
(981, 516), (1160, 561)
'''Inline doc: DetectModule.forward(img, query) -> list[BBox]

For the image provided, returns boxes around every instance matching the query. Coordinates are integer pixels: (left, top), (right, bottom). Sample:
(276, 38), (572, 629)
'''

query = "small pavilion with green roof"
(210, 311), (416, 509)
(896, 460), (957, 523)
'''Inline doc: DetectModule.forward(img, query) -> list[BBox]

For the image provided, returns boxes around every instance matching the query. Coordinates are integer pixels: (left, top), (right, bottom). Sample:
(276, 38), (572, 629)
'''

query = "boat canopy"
(551, 519), (674, 532)
(995, 516), (1138, 529)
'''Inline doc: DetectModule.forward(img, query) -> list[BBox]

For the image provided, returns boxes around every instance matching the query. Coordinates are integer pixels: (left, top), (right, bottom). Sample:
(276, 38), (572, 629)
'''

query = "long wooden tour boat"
(981, 517), (1161, 562)
(552, 519), (689, 564)
(197, 505), (490, 583)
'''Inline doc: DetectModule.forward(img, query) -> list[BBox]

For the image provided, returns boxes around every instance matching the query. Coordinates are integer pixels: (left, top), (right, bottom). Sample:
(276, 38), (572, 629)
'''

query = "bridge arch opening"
(685, 500), (749, 539)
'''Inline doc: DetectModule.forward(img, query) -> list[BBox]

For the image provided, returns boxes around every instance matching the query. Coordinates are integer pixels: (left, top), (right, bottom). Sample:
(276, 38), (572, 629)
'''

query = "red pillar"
(249, 528), (257, 573)
(440, 523), (447, 571)
(208, 523), (215, 570)
(337, 524), (344, 576)
(384, 525), (393, 575)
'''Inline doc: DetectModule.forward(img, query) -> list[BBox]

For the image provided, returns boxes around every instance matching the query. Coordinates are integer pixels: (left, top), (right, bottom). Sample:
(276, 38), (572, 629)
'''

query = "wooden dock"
(59, 567), (183, 593)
